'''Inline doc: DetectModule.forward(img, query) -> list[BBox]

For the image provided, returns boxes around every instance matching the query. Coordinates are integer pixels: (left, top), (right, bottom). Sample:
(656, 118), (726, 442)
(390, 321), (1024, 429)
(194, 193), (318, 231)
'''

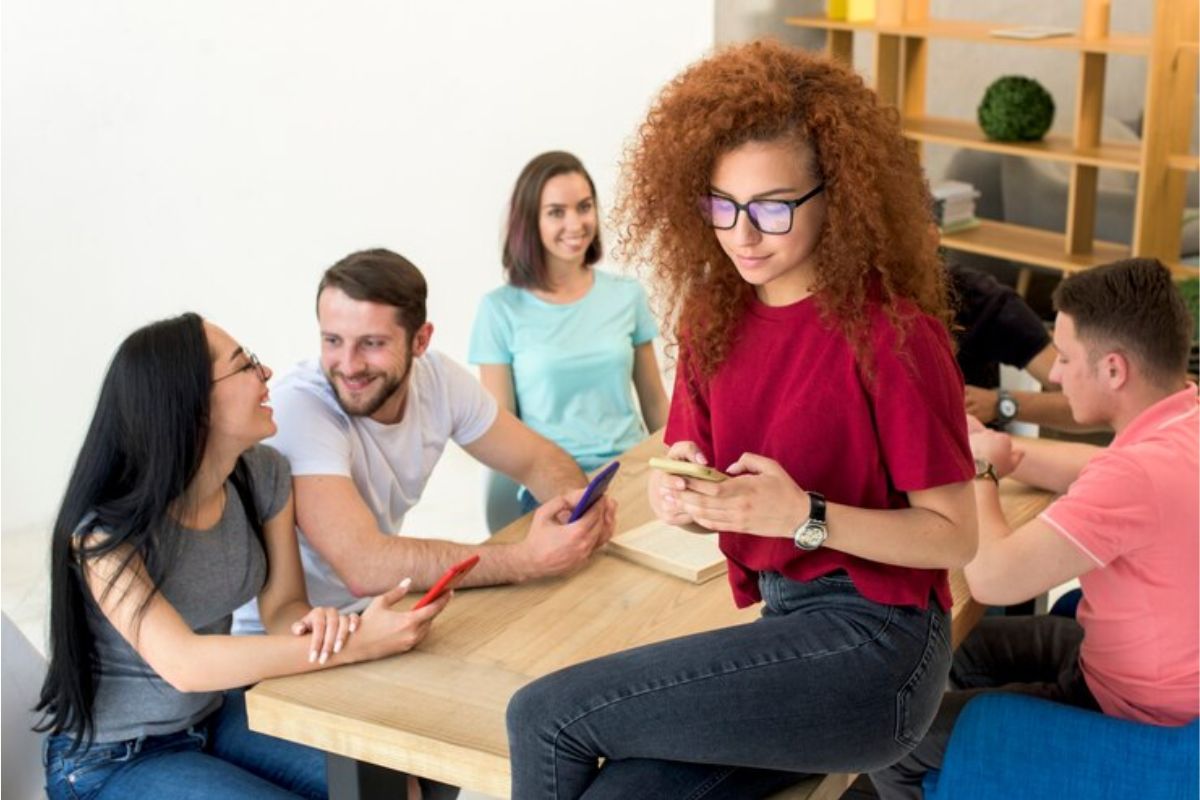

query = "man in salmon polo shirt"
(871, 257), (1198, 798)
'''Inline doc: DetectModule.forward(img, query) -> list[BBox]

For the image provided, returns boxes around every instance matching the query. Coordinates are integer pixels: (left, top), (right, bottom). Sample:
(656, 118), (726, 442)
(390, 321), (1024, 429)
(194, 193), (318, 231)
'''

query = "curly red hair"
(614, 39), (948, 379)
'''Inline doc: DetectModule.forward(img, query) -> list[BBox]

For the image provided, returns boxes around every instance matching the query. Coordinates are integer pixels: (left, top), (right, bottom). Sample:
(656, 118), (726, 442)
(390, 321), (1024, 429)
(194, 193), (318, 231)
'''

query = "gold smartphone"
(648, 457), (728, 482)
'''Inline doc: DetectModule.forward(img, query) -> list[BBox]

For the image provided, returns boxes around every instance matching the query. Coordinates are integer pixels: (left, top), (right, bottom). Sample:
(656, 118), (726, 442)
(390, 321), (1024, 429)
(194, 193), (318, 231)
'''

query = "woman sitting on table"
(36, 313), (449, 800)
(505, 41), (978, 799)
(469, 151), (669, 523)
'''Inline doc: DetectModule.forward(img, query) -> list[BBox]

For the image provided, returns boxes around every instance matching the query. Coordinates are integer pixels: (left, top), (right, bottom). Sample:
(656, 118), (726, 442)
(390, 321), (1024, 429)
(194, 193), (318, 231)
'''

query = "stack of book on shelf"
(932, 180), (981, 234)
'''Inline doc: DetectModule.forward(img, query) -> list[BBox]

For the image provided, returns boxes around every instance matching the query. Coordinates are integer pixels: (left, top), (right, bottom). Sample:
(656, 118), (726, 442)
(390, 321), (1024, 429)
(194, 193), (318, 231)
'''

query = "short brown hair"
(503, 151), (603, 291)
(317, 249), (427, 337)
(1053, 258), (1193, 385)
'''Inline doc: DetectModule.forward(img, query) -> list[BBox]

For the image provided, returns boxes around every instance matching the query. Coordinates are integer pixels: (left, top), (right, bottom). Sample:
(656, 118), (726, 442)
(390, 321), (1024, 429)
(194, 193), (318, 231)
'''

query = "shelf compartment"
(939, 219), (1129, 274)
(784, 16), (1150, 55)
(904, 116), (1141, 171)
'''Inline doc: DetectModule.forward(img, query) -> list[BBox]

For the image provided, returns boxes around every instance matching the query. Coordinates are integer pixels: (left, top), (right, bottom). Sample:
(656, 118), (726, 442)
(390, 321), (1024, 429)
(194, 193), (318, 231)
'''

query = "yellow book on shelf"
(608, 519), (728, 584)
(846, 0), (875, 22)
(826, 0), (847, 20)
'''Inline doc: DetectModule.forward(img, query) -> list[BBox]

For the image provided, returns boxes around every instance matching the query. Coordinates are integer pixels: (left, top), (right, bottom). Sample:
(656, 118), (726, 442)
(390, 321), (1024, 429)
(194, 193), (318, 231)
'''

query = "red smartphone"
(411, 554), (480, 610)
(568, 461), (620, 523)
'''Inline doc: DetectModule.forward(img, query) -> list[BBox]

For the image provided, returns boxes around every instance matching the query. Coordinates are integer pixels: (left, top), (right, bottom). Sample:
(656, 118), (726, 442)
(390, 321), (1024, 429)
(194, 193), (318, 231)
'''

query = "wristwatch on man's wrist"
(791, 491), (828, 551)
(995, 389), (1019, 426)
(973, 457), (999, 484)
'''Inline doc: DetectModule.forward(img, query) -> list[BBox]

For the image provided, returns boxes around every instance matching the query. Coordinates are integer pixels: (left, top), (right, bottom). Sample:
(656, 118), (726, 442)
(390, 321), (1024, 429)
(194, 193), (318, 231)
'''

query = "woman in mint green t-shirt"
(470, 151), (668, 524)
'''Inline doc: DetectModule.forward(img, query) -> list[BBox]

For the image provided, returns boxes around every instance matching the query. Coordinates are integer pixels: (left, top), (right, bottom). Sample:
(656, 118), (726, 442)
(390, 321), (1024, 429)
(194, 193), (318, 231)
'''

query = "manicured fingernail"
(334, 642), (343, 654)
(400, 577), (412, 589)
(309, 650), (317, 663)
(319, 652), (328, 664)
(696, 454), (707, 464)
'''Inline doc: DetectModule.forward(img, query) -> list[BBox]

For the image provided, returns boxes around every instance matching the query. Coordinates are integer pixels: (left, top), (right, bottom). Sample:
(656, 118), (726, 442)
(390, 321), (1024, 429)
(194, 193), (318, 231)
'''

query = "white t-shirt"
(232, 351), (497, 633)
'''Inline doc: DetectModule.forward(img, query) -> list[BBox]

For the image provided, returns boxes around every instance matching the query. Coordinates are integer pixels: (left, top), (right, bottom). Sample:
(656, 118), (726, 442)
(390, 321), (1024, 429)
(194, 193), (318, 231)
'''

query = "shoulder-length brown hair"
(614, 39), (948, 378)
(503, 151), (603, 291)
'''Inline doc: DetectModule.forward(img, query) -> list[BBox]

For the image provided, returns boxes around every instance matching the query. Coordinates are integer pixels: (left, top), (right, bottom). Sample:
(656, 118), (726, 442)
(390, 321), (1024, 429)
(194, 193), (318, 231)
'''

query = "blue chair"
(924, 693), (1198, 799)
(1049, 587), (1083, 619)
(925, 588), (1199, 798)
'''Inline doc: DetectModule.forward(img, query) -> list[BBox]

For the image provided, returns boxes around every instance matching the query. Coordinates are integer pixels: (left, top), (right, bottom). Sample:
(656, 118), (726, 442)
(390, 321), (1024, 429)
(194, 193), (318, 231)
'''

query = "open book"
(609, 519), (728, 584)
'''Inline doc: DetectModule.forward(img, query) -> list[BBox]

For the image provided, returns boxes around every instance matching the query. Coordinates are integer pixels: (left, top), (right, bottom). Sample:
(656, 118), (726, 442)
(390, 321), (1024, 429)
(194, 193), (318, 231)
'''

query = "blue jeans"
(507, 570), (951, 799)
(869, 614), (1098, 799)
(44, 690), (326, 800)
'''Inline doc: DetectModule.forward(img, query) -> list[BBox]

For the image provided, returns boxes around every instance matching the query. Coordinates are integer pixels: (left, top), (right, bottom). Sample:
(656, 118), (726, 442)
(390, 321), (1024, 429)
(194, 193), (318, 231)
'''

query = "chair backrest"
(2, 611), (49, 800)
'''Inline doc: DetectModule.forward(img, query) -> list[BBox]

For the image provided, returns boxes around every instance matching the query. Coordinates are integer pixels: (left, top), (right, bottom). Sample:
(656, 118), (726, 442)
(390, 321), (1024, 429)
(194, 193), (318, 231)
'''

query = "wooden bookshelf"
(1168, 153), (1200, 172)
(940, 220), (1128, 274)
(902, 115), (1141, 171)
(785, 15), (1151, 55)
(787, 1), (1199, 276)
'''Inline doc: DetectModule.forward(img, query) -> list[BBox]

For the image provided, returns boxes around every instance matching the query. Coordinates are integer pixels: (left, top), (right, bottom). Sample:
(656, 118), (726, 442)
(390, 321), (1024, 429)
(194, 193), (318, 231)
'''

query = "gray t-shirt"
(84, 444), (291, 743)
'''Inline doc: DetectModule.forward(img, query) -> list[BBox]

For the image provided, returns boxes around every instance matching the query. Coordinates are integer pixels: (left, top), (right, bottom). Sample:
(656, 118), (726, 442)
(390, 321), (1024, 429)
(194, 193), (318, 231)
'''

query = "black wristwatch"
(791, 491), (828, 551)
(995, 389), (1019, 426)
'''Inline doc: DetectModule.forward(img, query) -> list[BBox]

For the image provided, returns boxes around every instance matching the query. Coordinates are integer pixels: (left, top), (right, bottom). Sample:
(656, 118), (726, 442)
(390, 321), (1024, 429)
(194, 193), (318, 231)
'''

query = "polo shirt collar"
(1113, 383), (1199, 447)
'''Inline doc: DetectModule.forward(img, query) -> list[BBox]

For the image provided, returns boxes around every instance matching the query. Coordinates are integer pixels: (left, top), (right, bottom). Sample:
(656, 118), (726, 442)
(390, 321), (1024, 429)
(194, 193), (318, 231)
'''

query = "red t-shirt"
(665, 295), (973, 610)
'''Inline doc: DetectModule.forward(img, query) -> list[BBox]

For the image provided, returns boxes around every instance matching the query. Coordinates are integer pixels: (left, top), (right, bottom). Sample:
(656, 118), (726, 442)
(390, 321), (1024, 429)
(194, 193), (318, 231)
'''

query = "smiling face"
(317, 287), (432, 423)
(709, 137), (828, 306)
(538, 171), (597, 272)
(204, 321), (276, 448)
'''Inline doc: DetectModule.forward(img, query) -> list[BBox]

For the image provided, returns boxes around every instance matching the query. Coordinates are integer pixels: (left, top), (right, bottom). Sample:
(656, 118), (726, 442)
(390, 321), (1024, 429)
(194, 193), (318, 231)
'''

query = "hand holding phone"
(648, 457), (728, 482)
(567, 461), (620, 523)
(411, 554), (481, 610)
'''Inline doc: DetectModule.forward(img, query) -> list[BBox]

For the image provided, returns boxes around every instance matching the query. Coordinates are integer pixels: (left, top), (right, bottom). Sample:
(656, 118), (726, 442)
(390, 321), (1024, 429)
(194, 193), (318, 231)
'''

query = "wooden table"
(247, 433), (1053, 799)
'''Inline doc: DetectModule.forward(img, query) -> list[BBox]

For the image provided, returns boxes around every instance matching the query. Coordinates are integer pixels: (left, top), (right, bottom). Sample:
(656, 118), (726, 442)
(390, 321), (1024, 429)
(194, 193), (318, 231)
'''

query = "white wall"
(1, 1), (714, 534)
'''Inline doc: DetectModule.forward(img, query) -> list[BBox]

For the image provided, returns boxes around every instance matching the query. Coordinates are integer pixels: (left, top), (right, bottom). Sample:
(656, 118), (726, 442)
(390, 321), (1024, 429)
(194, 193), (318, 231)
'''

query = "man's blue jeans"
(44, 690), (326, 800)
(506, 570), (952, 799)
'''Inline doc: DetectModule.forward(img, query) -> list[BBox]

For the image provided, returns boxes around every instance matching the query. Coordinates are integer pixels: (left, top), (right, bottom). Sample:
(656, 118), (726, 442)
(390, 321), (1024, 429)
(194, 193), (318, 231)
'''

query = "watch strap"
(807, 491), (827, 523)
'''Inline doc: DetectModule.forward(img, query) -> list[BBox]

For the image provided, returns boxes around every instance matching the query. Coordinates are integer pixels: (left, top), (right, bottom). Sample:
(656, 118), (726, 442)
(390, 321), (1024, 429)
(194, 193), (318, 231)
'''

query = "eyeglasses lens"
(747, 201), (792, 234)
(705, 196), (738, 229)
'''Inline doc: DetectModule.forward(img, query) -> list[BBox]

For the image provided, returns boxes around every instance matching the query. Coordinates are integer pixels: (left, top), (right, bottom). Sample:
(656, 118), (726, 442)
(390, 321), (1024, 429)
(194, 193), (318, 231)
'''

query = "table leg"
(325, 754), (460, 800)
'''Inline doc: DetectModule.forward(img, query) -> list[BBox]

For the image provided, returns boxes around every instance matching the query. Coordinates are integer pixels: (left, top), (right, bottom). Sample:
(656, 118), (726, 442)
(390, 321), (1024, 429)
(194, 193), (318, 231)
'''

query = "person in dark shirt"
(951, 264), (1081, 431)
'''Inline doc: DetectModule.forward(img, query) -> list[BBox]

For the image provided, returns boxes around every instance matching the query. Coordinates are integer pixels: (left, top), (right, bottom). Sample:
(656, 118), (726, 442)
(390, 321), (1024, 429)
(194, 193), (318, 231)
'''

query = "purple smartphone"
(567, 461), (621, 523)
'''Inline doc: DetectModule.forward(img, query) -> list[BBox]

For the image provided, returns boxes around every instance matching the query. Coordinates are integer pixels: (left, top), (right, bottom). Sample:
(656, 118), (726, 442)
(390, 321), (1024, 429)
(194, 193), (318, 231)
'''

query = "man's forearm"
(520, 441), (587, 501)
(334, 534), (540, 596)
(1012, 390), (1096, 433)
(1010, 436), (1100, 493)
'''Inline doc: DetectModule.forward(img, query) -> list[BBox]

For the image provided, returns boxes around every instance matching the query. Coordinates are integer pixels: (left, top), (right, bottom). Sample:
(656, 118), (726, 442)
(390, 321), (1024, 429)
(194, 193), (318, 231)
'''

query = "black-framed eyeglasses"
(701, 183), (826, 235)
(214, 349), (268, 383)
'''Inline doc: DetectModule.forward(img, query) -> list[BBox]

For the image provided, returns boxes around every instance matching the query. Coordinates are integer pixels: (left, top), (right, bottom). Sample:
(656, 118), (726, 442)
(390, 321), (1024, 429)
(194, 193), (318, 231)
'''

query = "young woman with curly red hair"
(506, 40), (978, 799)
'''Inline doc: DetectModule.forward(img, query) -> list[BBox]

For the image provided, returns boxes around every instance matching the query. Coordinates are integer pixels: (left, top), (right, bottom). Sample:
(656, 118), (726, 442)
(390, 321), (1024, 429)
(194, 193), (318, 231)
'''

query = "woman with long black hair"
(37, 313), (449, 799)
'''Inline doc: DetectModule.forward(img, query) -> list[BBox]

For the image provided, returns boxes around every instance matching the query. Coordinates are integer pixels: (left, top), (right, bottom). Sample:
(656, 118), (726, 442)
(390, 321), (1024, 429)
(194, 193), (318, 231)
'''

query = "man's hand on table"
(516, 490), (617, 581)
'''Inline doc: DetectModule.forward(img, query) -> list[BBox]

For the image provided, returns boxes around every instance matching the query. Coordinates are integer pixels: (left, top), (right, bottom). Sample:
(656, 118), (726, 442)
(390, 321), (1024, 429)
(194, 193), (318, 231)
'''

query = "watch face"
(794, 522), (827, 550)
(998, 397), (1018, 419)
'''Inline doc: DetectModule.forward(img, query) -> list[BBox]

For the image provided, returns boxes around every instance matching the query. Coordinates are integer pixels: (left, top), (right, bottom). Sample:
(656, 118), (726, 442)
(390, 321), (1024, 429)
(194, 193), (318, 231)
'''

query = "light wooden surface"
(939, 219), (1130, 274)
(784, 15), (1151, 55)
(901, 115), (1140, 171)
(247, 433), (1052, 799)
